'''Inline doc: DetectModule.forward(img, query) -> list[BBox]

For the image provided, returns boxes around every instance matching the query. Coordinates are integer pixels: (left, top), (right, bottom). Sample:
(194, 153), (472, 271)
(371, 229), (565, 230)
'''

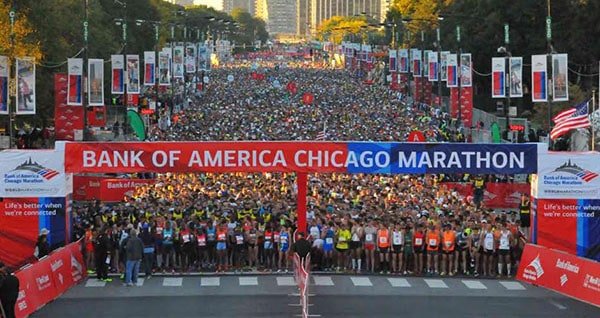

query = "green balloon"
(491, 122), (501, 143)
(127, 110), (146, 141)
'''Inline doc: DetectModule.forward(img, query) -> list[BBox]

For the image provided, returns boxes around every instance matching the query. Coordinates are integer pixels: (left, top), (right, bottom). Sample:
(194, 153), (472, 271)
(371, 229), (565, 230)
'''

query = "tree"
(0, 2), (42, 60)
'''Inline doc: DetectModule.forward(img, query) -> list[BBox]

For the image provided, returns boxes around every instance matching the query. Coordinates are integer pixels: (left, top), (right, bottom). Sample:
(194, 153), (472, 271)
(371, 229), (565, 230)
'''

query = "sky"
(193, 0), (223, 10)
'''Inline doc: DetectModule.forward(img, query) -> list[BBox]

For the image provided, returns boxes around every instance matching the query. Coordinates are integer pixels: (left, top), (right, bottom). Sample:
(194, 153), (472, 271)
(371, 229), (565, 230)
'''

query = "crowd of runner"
(72, 56), (530, 282)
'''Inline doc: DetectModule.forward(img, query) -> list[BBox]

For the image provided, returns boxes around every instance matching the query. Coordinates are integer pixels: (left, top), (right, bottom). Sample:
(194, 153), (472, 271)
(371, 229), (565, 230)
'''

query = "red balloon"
(286, 81), (297, 92)
(302, 93), (314, 105)
(251, 72), (258, 79)
(291, 87), (298, 94)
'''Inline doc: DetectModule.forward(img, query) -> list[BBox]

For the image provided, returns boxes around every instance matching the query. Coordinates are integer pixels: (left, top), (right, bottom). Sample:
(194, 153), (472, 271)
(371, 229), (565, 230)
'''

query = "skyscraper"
(223, 0), (255, 15)
(302, 0), (390, 36)
(256, 0), (296, 35)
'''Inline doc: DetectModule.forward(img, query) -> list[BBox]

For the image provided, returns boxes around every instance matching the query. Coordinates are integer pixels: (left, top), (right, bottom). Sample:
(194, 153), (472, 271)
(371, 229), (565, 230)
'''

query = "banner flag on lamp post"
(143, 51), (155, 86)
(88, 59), (104, 106)
(389, 49), (397, 72)
(15, 57), (36, 115)
(552, 54), (569, 102)
(492, 57), (506, 98)
(67, 58), (83, 106)
(111, 55), (124, 94)
(446, 53), (458, 88)
(531, 54), (548, 102)
(428, 51), (438, 82)
(399, 49), (409, 73)
(509, 57), (523, 98)
(0, 56), (8, 115)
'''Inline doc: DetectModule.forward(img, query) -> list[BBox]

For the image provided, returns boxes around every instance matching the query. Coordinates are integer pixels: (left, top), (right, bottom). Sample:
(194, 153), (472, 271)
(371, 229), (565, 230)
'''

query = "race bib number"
(198, 237), (206, 246)
(429, 239), (437, 246)
(366, 234), (374, 242)
(339, 237), (346, 242)
(484, 239), (494, 250)
(182, 234), (190, 243)
(415, 238), (423, 246)
(236, 235), (244, 245)
(445, 241), (452, 247)
(380, 237), (388, 244)
(325, 237), (334, 245)
(393, 235), (402, 245)
(500, 238), (509, 249)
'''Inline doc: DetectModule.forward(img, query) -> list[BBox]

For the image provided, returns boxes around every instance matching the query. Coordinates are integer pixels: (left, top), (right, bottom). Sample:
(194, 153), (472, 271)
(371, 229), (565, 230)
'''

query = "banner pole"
(296, 173), (308, 235)
(592, 89), (596, 152)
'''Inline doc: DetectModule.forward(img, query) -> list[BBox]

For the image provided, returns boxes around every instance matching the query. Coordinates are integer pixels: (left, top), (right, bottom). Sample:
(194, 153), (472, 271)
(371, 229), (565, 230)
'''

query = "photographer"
(0, 262), (20, 318)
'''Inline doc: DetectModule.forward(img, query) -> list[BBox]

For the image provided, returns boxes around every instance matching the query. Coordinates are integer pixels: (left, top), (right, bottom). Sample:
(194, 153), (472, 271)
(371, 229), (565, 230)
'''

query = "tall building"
(303, 0), (390, 36)
(193, 0), (224, 10)
(256, 0), (296, 35)
(223, 0), (255, 15)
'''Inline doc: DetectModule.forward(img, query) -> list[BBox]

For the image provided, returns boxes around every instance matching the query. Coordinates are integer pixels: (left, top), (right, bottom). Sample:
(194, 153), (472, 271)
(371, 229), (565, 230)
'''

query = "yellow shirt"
(336, 229), (351, 249)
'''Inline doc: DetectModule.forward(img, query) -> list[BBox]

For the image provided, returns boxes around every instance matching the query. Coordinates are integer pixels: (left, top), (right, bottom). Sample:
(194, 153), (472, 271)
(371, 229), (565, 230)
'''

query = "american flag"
(550, 100), (591, 140)
(316, 130), (326, 141)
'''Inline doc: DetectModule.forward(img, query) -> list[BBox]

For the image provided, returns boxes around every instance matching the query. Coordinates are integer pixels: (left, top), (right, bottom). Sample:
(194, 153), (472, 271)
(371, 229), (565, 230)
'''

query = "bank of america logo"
(553, 160), (599, 182)
(13, 158), (60, 180)
(560, 274), (568, 286)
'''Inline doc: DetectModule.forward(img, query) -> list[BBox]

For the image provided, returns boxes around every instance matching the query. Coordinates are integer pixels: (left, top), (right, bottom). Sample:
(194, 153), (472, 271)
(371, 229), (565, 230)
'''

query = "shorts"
(280, 246), (289, 253)
(392, 245), (403, 254)
(323, 244), (333, 252)
(443, 250), (454, 255)
(350, 241), (361, 250)
(364, 243), (375, 251)
(216, 242), (227, 251)
(379, 247), (389, 254)
(484, 249), (495, 256)
(336, 247), (348, 253)
(498, 249), (510, 256)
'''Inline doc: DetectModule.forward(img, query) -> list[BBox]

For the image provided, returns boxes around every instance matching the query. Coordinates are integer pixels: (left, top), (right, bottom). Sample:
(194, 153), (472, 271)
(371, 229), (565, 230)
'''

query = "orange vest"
(426, 231), (439, 251)
(442, 231), (455, 252)
(378, 229), (389, 248)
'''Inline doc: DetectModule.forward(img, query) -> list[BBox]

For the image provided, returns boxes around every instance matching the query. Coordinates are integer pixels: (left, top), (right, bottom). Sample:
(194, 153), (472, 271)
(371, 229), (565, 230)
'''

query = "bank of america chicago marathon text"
(81, 149), (527, 169)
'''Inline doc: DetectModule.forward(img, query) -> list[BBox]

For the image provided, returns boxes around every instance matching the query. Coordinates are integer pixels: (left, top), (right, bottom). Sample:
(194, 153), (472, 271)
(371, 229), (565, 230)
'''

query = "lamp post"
(456, 24), (462, 125)
(82, 0), (89, 140)
(114, 1), (128, 139)
(135, 19), (161, 113)
(8, 5), (15, 148)
(503, 23), (511, 134)
(546, 0), (553, 141)
(436, 25), (443, 111)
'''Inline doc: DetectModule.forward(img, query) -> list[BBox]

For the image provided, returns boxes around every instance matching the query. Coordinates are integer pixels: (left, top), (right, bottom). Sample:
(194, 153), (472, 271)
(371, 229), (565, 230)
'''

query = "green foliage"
(2, 0), (268, 125)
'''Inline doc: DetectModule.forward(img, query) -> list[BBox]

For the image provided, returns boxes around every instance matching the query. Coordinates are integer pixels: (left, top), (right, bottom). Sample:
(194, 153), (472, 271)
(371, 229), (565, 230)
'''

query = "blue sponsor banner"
(577, 199), (600, 262)
(346, 143), (538, 175)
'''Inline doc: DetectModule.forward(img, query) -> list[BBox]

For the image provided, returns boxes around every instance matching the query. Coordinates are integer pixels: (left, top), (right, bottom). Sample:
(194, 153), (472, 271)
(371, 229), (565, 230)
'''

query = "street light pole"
(8, 5), (15, 148)
(120, 2), (128, 138)
(154, 23), (160, 113)
(436, 26), (442, 111)
(457, 25), (462, 126)
(82, 0), (89, 140)
(504, 23), (511, 134)
(546, 0), (553, 143)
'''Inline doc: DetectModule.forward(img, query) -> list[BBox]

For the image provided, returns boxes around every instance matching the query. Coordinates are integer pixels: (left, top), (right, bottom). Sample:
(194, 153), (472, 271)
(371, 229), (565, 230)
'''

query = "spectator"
(124, 229), (143, 287)
(34, 228), (50, 260)
(0, 263), (19, 318)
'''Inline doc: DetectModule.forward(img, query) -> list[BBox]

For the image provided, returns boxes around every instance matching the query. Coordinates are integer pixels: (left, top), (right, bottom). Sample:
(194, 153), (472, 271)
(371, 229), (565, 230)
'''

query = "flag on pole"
(399, 49), (409, 73)
(491, 57), (506, 98)
(111, 55), (124, 94)
(316, 121), (327, 141)
(446, 54), (458, 87)
(67, 58), (83, 105)
(531, 54), (547, 102)
(144, 51), (155, 86)
(550, 100), (591, 140)
(0, 56), (8, 114)
(428, 51), (438, 82)
(389, 50), (397, 72)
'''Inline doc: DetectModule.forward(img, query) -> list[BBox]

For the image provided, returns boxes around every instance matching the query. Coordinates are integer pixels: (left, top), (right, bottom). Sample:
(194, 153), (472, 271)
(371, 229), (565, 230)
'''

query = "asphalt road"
(33, 275), (600, 318)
